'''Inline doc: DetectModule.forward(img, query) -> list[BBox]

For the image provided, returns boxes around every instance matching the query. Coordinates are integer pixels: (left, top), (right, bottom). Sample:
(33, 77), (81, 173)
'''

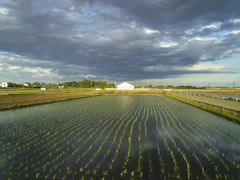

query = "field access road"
(169, 92), (240, 112)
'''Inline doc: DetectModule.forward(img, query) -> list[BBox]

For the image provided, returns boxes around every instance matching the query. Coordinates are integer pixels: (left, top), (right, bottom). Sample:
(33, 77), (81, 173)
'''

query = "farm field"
(171, 90), (240, 101)
(168, 93), (240, 112)
(0, 95), (240, 179)
(0, 88), (100, 111)
(175, 89), (240, 95)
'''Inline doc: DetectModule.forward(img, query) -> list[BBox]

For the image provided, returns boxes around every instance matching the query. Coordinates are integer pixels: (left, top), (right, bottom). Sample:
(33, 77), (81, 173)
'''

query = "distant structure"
(24, 82), (31, 87)
(96, 88), (103, 91)
(40, 87), (47, 91)
(0, 82), (8, 87)
(58, 85), (64, 89)
(117, 82), (134, 90)
(164, 89), (172, 91)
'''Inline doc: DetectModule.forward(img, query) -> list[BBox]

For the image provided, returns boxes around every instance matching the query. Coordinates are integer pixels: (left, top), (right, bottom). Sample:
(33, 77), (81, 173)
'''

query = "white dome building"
(117, 82), (134, 90)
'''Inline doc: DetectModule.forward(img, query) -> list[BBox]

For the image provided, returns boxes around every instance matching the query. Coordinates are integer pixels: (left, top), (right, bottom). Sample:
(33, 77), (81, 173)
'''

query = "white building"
(24, 82), (31, 87)
(1, 82), (8, 87)
(164, 89), (172, 91)
(40, 87), (47, 90)
(117, 82), (134, 90)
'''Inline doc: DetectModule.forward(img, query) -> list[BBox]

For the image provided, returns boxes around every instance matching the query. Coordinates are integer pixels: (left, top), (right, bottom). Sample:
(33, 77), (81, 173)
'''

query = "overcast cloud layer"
(0, 0), (240, 84)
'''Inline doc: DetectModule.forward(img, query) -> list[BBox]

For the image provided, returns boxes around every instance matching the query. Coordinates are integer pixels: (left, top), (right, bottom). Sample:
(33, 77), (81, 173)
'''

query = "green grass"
(0, 88), (102, 111)
(166, 94), (240, 124)
(0, 88), (40, 95)
(0, 87), (97, 95)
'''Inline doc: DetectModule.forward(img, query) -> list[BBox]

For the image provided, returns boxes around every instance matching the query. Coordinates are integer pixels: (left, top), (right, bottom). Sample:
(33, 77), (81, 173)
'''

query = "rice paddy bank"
(166, 93), (240, 124)
(0, 88), (102, 111)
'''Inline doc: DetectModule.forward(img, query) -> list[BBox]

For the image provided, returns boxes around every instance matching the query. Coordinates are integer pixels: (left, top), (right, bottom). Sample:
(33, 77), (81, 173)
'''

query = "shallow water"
(0, 95), (239, 179)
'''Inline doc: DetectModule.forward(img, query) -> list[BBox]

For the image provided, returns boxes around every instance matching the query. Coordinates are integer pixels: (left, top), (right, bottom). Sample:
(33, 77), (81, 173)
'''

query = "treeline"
(5, 79), (115, 88)
(59, 79), (115, 88)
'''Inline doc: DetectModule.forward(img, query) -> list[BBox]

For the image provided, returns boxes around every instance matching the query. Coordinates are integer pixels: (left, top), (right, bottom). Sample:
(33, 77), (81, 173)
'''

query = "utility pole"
(89, 75), (93, 88)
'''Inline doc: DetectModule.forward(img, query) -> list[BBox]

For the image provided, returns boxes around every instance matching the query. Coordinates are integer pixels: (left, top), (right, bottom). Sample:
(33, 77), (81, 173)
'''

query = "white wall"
(117, 82), (134, 90)
(1, 82), (8, 87)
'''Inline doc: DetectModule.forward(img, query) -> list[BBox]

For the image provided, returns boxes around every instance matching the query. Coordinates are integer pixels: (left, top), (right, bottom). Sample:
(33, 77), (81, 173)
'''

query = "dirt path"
(169, 92), (240, 112)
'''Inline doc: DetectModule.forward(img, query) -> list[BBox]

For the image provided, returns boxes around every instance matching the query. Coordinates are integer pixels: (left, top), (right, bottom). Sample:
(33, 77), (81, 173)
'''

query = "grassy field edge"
(166, 94), (240, 124)
(0, 94), (102, 112)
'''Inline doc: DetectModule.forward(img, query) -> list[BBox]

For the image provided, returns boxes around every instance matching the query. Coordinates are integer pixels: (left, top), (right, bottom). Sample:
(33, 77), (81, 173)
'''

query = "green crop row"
(0, 95), (239, 179)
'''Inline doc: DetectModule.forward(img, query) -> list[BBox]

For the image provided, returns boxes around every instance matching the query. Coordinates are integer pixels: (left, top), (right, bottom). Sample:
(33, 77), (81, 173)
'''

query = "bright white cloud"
(0, 51), (61, 79)
(22, 67), (39, 73)
(187, 64), (228, 72)
(188, 37), (221, 44)
(225, 30), (240, 36)
(0, 7), (9, 15)
(143, 65), (168, 72)
(84, 74), (96, 78)
(143, 27), (160, 35)
(0, 51), (93, 81)
(33, 71), (59, 78)
(157, 41), (178, 48)
(0, 51), (57, 67)
(8, 65), (22, 70)
(224, 48), (240, 55)
(199, 24), (218, 31)
(22, 67), (59, 78)
(233, 19), (240, 24)
(143, 65), (183, 72)
(144, 64), (230, 73)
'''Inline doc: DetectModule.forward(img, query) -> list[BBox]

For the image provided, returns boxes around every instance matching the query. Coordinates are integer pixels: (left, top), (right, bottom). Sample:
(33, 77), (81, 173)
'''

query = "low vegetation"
(0, 88), (102, 111)
(166, 94), (240, 124)
(1, 96), (239, 179)
(3, 79), (115, 88)
(177, 89), (240, 95)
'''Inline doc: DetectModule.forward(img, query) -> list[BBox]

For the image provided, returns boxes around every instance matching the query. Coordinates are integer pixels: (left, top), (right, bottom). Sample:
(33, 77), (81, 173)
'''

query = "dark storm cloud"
(80, 0), (240, 32)
(0, 0), (240, 81)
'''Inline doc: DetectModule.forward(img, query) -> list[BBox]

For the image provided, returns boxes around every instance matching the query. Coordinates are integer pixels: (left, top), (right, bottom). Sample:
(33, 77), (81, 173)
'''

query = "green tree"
(32, 82), (41, 88)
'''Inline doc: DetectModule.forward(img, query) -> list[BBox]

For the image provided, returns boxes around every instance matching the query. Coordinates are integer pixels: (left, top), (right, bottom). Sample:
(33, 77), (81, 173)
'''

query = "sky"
(0, 0), (240, 86)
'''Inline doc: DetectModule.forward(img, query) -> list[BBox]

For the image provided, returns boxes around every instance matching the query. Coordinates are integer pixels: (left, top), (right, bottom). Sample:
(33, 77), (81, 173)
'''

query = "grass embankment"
(166, 94), (240, 124)
(0, 88), (103, 111)
(177, 89), (240, 95)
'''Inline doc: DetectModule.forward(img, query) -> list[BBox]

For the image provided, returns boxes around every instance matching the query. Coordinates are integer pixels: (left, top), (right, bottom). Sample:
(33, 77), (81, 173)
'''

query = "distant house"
(164, 89), (172, 91)
(58, 86), (64, 89)
(117, 82), (134, 90)
(1, 82), (8, 88)
(24, 82), (31, 87)
(40, 87), (47, 91)
(96, 88), (103, 91)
